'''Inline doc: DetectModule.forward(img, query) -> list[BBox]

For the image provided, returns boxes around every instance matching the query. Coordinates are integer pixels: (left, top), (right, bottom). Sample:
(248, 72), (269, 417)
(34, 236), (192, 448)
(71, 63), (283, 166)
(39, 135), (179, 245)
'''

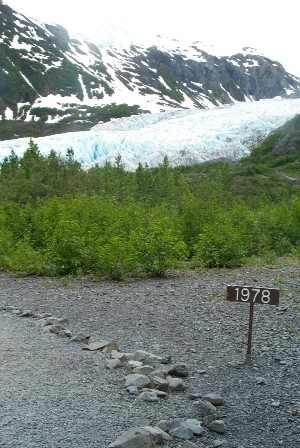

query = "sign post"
(226, 285), (279, 362)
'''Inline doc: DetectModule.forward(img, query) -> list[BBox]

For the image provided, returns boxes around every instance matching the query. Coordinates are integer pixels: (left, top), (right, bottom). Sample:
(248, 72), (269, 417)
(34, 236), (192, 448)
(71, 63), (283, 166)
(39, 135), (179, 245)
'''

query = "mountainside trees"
(0, 139), (299, 278)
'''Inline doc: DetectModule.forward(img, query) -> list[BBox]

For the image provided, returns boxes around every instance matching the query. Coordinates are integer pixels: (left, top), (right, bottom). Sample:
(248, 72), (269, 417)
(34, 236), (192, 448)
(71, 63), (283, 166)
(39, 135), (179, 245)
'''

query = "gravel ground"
(0, 261), (299, 448)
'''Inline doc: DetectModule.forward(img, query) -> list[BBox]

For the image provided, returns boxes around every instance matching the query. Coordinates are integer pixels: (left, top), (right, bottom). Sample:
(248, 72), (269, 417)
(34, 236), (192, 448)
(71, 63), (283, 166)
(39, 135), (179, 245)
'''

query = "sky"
(4, 0), (300, 77)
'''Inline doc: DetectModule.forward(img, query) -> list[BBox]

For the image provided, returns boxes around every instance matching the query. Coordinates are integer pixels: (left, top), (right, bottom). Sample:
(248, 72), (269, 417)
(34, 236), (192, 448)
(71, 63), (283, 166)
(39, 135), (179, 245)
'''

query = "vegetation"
(0, 121), (299, 279)
(0, 104), (146, 140)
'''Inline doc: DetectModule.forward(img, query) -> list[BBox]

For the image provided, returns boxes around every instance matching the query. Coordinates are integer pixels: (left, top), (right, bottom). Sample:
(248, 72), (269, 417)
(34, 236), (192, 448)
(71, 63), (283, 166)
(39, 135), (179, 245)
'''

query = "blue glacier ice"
(0, 97), (300, 170)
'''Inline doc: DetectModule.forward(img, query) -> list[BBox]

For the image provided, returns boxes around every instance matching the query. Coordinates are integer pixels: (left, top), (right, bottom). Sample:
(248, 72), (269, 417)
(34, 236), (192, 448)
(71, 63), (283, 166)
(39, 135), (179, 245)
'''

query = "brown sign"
(227, 285), (279, 306)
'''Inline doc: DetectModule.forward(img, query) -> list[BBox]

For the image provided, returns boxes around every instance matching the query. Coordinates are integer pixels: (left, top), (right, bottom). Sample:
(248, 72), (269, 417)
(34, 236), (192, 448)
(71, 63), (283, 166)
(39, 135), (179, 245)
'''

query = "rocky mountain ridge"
(1, 1), (300, 125)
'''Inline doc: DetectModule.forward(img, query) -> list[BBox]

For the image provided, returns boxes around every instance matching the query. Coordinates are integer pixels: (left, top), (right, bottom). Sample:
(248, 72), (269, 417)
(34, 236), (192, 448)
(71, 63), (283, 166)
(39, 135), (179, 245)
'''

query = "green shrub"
(193, 218), (246, 268)
(3, 238), (46, 275)
(130, 217), (186, 277)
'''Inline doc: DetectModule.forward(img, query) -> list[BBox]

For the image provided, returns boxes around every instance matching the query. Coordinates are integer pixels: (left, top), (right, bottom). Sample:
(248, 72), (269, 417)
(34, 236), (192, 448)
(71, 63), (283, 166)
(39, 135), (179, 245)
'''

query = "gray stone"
(189, 393), (202, 400)
(158, 355), (172, 364)
(184, 418), (205, 435)
(132, 365), (155, 376)
(61, 329), (72, 337)
(48, 325), (66, 335)
(106, 358), (122, 369)
(19, 309), (34, 317)
(126, 386), (139, 396)
(32, 313), (51, 319)
(156, 420), (170, 432)
(168, 363), (189, 377)
(83, 340), (115, 351)
(271, 400), (280, 407)
(255, 377), (266, 385)
(196, 399), (217, 416)
(148, 369), (167, 379)
(108, 427), (154, 448)
(128, 361), (143, 369)
(101, 340), (119, 352)
(169, 425), (194, 440)
(111, 350), (128, 362)
(209, 420), (226, 434)
(168, 418), (182, 430)
(143, 426), (172, 443)
(5, 306), (16, 312)
(212, 439), (226, 447)
(202, 393), (224, 406)
(167, 377), (186, 391)
(140, 388), (167, 398)
(149, 376), (169, 392)
(132, 350), (161, 367)
(70, 334), (89, 342)
(203, 414), (218, 427)
(139, 391), (158, 402)
(45, 317), (68, 326)
(182, 442), (203, 448)
(125, 374), (151, 389)
(11, 309), (21, 315)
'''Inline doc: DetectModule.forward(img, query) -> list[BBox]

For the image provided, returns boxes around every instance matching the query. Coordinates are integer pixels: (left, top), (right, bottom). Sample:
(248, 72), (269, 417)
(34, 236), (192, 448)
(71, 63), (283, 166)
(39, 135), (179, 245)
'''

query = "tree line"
(0, 140), (299, 278)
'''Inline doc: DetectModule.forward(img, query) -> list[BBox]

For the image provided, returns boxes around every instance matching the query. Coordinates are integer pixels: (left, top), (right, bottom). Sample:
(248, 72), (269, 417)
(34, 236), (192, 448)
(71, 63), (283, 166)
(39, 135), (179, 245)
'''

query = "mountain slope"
(1, 1), (300, 125)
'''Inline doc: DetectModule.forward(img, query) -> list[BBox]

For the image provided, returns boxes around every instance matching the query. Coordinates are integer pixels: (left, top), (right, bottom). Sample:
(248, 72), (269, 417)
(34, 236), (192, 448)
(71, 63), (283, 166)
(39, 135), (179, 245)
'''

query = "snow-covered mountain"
(1, 0), (300, 124)
(1, 97), (299, 170)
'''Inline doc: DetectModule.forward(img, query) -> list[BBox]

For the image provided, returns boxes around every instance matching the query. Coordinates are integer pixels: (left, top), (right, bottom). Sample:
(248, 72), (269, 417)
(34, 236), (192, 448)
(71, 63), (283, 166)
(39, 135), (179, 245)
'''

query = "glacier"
(0, 97), (300, 170)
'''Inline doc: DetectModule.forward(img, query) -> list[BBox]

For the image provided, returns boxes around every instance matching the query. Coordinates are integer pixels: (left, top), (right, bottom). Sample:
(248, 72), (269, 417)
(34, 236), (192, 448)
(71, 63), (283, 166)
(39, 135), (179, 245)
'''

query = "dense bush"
(0, 140), (299, 278)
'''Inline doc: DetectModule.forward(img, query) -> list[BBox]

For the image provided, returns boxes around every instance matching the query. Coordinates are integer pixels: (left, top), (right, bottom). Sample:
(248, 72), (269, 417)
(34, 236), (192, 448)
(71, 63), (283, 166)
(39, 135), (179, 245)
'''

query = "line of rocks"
(2, 305), (227, 447)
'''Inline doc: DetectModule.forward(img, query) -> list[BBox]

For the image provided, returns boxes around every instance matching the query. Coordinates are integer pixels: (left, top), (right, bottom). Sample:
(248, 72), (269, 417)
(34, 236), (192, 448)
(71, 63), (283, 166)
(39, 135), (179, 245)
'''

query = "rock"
(19, 309), (34, 317)
(168, 363), (189, 377)
(148, 370), (166, 379)
(126, 386), (139, 396)
(189, 393), (202, 400)
(140, 388), (167, 398)
(156, 420), (170, 432)
(271, 400), (280, 407)
(132, 365), (155, 376)
(48, 325), (66, 335)
(183, 418), (205, 435)
(111, 350), (128, 362)
(102, 341), (119, 352)
(70, 334), (89, 342)
(167, 377), (186, 391)
(212, 439), (226, 447)
(106, 359), (122, 369)
(125, 374), (151, 389)
(11, 309), (21, 315)
(149, 376), (169, 392)
(202, 393), (224, 406)
(158, 355), (172, 364)
(143, 426), (172, 443)
(5, 306), (17, 312)
(255, 377), (266, 385)
(202, 414), (218, 428)
(139, 391), (158, 402)
(61, 329), (72, 337)
(196, 399), (217, 416)
(128, 361), (143, 369)
(32, 313), (51, 319)
(169, 425), (194, 440)
(83, 340), (117, 352)
(182, 442), (203, 448)
(108, 427), (155, 448)
(45, 317), (68, 326)
(209, 420), (226, 434)
(132, 350), (161, 367)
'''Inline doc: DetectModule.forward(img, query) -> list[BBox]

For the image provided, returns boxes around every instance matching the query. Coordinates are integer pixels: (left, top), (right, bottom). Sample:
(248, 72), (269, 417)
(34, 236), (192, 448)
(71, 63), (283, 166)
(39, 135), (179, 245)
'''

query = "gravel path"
(0, 262), (299, 448)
